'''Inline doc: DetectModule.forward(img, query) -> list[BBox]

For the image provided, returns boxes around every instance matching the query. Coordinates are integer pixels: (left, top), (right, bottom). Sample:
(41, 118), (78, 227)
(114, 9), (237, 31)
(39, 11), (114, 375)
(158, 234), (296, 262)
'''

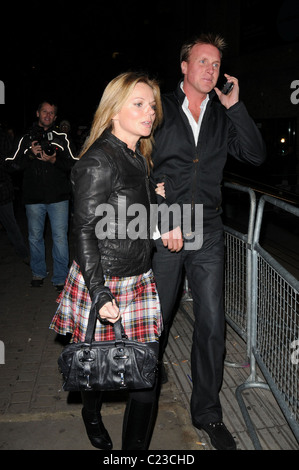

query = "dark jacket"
(71, 130), (153, 311)
(152, 83), (266, 234)
(0, 158), (14, 206)
(6, 124), (78, 204)
(0, 127), (14, 205)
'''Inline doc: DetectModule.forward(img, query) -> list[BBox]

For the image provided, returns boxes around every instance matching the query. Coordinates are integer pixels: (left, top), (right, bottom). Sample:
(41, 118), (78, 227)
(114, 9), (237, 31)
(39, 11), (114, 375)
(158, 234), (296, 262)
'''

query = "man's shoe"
(31, 276), (44, 287)
(199, 422), (236, 450)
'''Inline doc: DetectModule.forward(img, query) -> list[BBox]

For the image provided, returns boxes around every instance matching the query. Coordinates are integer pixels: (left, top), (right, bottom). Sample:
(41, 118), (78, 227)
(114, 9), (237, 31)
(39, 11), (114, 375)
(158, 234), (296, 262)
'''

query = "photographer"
(6, 101), (78, 290)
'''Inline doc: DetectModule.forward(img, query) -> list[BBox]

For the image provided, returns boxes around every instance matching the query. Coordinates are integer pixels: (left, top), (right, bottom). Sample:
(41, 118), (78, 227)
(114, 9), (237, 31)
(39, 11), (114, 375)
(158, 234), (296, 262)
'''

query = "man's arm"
(50, 131), (79, 171)
(5, 134), (35, 170)
(215, 74), (266, 165)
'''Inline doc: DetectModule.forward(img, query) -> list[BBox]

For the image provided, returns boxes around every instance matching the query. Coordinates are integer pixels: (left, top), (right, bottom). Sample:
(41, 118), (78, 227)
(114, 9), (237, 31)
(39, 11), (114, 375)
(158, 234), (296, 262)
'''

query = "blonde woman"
(50, 72), (164, 450)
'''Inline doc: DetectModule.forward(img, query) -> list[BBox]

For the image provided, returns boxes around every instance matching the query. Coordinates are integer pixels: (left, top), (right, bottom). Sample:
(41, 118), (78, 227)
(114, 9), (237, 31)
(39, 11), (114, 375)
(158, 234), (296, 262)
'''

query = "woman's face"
(112, 82), (156, 150)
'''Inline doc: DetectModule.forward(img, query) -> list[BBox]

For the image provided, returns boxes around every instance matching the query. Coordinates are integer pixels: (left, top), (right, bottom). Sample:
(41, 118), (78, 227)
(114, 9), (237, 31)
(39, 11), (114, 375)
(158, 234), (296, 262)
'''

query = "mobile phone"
(221, 80), (234, 95)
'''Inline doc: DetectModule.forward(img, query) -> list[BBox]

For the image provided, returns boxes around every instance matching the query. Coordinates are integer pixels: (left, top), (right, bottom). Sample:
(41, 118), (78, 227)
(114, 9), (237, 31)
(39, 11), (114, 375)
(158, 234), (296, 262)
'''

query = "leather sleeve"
(71, 147), (115, 310)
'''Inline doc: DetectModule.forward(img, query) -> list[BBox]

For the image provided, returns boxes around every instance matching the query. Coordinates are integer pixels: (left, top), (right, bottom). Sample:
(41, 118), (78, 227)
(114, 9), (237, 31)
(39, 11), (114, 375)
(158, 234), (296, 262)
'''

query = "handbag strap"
(85, 303), (126, 344)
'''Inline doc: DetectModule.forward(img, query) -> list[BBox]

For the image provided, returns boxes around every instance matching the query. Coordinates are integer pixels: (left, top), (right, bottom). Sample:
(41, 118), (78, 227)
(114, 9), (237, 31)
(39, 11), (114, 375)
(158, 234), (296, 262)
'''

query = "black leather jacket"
(71, 130), (152, 310)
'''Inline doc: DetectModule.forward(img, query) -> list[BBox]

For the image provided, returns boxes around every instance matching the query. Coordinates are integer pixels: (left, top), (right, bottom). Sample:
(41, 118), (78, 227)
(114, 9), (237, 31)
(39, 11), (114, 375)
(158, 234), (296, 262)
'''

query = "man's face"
(36, 103), (57, 129)
(181, 43), (221, 95)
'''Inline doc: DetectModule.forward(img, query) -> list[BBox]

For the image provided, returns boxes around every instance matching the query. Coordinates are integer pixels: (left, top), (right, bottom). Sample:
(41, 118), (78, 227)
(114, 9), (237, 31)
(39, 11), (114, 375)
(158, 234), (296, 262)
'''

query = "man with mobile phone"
(152, 33), (266, 450)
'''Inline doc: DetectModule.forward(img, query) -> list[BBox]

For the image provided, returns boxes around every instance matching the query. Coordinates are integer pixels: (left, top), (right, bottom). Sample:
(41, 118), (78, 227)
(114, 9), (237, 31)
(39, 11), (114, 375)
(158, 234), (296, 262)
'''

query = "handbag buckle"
(119, 371), (125, 386)
(85, 374), (92, 389)
(79, 349), (94, 362)
(114, 347), (129, 360)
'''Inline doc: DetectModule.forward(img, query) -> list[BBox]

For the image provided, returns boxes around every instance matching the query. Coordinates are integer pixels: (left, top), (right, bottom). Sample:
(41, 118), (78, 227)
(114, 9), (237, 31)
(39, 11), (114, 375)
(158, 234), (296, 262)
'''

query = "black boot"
(122, 398), (157, 450)
(81, 391), (113, 450)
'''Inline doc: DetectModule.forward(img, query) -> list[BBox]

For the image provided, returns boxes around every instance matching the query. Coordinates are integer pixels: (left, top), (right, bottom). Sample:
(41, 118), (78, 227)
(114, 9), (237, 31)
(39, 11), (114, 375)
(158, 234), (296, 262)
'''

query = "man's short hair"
(37, 101), (58, 116)
(180, 33), (227, 63)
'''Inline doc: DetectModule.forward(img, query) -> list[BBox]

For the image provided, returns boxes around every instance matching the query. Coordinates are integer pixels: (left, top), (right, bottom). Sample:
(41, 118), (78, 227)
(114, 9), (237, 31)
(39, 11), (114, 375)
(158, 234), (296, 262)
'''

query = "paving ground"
(0, 209), (298, 455)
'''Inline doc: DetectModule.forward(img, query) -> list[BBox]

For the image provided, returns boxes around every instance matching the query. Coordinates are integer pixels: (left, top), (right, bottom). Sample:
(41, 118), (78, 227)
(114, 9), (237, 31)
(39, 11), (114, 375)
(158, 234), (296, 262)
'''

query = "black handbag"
(58, 304), (158, 392)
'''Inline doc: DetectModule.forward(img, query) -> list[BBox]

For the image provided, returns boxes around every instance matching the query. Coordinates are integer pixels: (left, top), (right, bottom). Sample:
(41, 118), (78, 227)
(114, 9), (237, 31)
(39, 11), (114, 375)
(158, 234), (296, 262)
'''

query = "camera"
(29, 127), (56, 156)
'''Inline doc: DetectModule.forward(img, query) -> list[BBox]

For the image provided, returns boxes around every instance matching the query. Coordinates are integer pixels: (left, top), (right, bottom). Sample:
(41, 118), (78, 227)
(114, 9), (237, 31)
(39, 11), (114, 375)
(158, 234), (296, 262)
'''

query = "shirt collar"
(180, 82), (210, 113)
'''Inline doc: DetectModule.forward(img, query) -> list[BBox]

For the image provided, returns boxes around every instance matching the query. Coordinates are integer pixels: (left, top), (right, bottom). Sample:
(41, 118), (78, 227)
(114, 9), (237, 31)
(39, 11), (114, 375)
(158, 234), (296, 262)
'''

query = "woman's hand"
(99, 299), (120, 324)
(155, 182), (165, 198)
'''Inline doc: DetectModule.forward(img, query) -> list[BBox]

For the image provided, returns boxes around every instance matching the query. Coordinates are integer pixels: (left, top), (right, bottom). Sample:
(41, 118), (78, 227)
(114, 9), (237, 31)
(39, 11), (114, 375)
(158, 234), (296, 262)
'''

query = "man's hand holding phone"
(215, 74), (239, 109)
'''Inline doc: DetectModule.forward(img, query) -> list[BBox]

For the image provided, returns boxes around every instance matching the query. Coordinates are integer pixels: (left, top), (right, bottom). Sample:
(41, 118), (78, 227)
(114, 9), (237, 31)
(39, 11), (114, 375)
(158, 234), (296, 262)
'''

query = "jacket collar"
(101, 128), (142, 158)
(31, 122), (56, 133)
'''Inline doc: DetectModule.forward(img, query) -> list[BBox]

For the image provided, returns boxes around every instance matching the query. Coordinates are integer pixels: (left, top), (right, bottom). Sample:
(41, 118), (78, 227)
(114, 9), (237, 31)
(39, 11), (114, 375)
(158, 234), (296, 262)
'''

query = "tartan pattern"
(49, 260), (162, 343)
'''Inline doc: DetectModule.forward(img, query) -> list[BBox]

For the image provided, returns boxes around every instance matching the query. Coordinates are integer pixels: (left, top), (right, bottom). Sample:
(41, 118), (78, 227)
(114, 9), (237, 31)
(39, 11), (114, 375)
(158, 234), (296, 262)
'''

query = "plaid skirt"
(49, 260), (162, 344)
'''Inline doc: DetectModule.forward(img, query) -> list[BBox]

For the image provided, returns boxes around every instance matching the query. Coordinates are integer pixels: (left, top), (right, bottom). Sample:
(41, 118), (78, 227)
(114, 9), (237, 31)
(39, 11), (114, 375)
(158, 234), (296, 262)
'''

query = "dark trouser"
(0, 201), (29, 259)
(152, 229), (225, 426)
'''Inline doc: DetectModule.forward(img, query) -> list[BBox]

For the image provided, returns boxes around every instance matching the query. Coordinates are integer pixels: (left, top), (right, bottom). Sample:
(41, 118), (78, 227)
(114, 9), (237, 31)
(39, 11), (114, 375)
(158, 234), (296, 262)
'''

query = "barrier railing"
(223, 182), (256, 364)
(234, 194), (299, 449)
(181, 182), (298, 448)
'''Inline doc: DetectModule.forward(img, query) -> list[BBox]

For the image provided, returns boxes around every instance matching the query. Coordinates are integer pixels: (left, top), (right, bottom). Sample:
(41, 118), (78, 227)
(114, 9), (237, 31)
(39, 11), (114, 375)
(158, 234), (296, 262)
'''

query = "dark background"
(1, 0), (299, 189)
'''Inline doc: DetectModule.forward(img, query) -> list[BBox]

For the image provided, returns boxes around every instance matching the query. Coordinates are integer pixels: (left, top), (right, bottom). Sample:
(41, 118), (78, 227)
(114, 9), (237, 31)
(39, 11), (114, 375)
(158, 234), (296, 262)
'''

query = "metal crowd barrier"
(234, 194), (299, 449)
(182, 182), (298, 448)
(223, 182), (257, 364)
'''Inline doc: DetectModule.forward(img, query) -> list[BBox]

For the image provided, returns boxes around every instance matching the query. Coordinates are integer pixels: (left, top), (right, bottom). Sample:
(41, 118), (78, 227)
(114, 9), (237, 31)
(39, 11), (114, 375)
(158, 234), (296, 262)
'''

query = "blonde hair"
(79, 72), (163, 171)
